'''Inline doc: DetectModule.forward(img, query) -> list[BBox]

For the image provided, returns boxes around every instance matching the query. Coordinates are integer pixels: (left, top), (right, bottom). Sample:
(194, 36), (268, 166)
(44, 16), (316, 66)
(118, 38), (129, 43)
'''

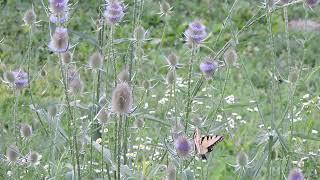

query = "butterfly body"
(193, 128), (224, 160)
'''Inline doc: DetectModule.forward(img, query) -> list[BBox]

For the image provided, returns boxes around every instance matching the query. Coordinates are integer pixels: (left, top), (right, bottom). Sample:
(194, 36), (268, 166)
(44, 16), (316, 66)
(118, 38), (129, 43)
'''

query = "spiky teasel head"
(200, 58), (218, 79)
(111, 82), (133, 114)
(159, 0), (172, 17)
(48, 104), (58, 117)
(236, 152), (248, 167)
(11, 69), (28, 89)
(20, 124), (32, 138)
(117, 69), (129, 83)
(49, 0), (69, 15)
(23, 9), (37, 26)
(174, 135), (191, 158)
(223, 48), (238, 66)
(68, 78), (84, 95)
(304, 0), (318, 8)
(134, 25), (146, 42)
(288, 70), (298, 83)
(166, 163), (176, 180)
(49, 27), (69, 53)
(185, 20), (207, 45)
(6, 145), (19, 162)
(28, 151), (40, 164)
(288, 168), (304, 180)
(104, 0), (125, 25)
(88, 52), (103, 69)
(96, 108), (109, 124)
(166, 53), (181, 70)
(62, 51), (72, 64)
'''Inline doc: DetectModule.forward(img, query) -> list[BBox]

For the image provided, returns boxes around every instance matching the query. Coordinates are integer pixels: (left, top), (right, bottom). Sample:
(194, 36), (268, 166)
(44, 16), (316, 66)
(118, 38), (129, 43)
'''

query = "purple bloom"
(174, 136), (191, 157)
(305, 0), (318, 8)
(49, 27), (69, 53)
(104, 1), (124, 25)
(49, 0), (68, 14)
(200, 59), (218, 78)
(288, 168), (304, 180)
(12, 69), (28, 89)
(49, 12), (68, 24)
(185, 20), (207, 44)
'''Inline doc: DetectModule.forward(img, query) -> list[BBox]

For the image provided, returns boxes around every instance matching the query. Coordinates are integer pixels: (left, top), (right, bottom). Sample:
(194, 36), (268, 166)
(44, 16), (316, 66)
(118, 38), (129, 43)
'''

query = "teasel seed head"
(88, 52), (103, 69)
(160, 0), (172, 17)
(62, 51), (72, 64)
(49, 27), (69, 53)
(69, 78), (84, 95)
(20, 124), (32, 138)
(166, 163), (176, 180)
(23, 9), (37, 26)
(223, 48), (238, 66)
(236, 152), (248, 167)
(134, 25), (146, 41)
(111, 82), (133, 114)
(133, 118), (144, 128)
(288, 70), (298, 83)
(28, 151), (40, 164)
(96, 108), (109, 124)
(166, 53), (178, 68)
(48, 104), (58, 117)
(117, 69), (129, 83)
(6, 145), (19, 162)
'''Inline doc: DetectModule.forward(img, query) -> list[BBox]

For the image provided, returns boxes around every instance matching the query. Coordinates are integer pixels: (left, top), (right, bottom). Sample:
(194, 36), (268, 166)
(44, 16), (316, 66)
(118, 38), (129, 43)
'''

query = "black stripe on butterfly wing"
(207, 135), (224, 153)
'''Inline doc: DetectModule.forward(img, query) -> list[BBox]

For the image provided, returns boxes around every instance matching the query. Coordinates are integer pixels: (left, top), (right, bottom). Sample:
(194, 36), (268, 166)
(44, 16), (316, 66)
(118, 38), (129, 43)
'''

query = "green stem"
(117, 115), (123, 180)
(185, 46), (196, 132)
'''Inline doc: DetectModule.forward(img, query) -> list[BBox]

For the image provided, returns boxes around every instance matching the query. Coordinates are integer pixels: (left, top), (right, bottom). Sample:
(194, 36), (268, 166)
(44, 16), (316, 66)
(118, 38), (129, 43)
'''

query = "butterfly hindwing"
(194, 128), (224, 160)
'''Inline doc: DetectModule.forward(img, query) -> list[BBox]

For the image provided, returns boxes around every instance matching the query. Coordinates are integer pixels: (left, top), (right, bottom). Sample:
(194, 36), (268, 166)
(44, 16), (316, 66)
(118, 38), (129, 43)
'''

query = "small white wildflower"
(247, 108), (254, 112)
(258, 124), (264, 128)
(144, 103), (149, 109)
(302, 94), (310, 99)
(236, 115), (242, 120)
(240, 120), (247, 124)
(149, 111), (155, 114)
(225, 95), (235, 104)
(311, 130), (318, 134)
(151, 94), (157, 98)
(253, 107), (258, 112)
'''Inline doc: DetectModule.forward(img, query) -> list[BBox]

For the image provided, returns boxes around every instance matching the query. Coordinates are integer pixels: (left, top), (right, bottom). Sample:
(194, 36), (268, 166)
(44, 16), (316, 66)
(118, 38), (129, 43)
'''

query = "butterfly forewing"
(194, 128), (224, 159)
